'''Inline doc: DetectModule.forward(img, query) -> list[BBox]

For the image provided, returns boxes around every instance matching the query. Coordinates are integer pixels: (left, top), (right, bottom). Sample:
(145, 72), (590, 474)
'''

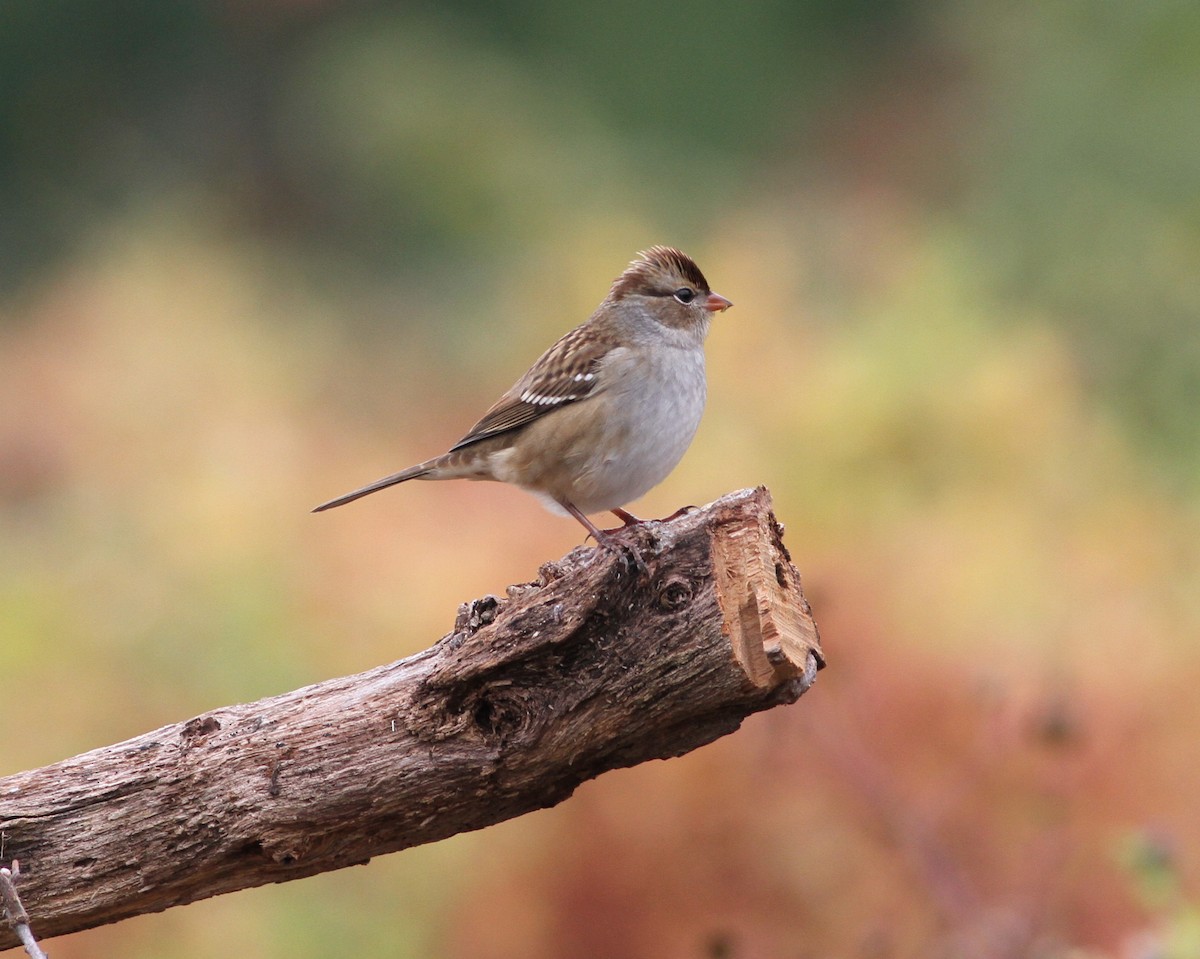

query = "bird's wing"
(449, 323), (615, 451)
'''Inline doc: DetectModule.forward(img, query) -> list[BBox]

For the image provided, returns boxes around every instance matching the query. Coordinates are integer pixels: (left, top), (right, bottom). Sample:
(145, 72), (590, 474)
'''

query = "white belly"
(545, 344), (707, 515)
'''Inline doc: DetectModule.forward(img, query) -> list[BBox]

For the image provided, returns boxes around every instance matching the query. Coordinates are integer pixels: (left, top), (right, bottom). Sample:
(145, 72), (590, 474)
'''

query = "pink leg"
(560, 500), (613, 545)
(612, 506), (696, 526)
(610, 507), (642, 527)
(560, 500), (647, 573)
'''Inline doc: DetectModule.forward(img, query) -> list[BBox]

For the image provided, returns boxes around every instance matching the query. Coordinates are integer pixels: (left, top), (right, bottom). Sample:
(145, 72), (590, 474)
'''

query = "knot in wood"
(453, 595), (501, 635)
(654, 575), (694, 612)
(181, 715), (221, 741)
(467, 685), (536, 741)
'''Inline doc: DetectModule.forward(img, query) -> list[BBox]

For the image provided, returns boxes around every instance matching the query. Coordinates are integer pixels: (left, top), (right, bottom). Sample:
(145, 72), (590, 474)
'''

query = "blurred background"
(2, 0), (1199, 956)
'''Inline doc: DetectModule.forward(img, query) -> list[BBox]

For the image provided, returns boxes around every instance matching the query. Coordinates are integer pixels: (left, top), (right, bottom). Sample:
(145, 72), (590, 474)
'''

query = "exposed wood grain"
(0, 487), (822, 950)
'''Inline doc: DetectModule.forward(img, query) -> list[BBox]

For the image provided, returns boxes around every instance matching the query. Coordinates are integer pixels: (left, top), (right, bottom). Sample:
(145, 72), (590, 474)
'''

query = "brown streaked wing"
(448, 322), (616, 451)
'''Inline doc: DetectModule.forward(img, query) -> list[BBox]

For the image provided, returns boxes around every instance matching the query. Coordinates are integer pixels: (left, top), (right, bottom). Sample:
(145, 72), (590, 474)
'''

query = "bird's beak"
(703, 292), (733, 313)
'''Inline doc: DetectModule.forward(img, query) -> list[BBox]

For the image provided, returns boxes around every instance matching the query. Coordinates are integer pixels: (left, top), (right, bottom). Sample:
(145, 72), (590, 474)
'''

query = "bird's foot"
(562, 501), (649, 576)
(583, 525), (648, 578)
(590, 527), (648, 576)
(600, 535), (648, 573)
(659, 505), (699, 522)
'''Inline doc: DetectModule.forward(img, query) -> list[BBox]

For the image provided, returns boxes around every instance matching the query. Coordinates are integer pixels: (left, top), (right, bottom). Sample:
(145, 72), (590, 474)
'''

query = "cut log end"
(708, 487), (824, 691)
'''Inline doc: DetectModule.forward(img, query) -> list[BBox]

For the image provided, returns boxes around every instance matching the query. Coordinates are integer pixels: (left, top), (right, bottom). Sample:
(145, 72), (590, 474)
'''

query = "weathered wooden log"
(0, 486), (822, 950)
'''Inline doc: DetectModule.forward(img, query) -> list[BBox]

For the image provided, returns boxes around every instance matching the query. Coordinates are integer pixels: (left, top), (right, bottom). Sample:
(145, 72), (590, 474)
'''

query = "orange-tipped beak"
(704, 292), (733, 313)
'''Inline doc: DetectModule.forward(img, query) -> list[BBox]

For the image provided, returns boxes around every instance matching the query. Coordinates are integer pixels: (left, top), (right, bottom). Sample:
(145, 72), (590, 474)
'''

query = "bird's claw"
(592, 529), (649, 577)
(618, 542), (649, 577)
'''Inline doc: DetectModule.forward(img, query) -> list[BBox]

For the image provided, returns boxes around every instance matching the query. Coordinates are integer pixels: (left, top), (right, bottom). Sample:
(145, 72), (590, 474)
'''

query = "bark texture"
(0, 486), (822, 949)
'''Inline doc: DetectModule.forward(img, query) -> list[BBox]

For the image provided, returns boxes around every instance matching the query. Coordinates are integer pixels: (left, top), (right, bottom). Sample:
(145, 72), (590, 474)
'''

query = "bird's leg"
(561, 501), (612, 544)
(560, 500), (647, 575)
(612, 506), (697, 527)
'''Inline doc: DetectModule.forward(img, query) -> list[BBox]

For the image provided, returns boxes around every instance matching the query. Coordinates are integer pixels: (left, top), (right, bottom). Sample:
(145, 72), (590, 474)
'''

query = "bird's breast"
(566, 344), (707, 512)
(488, 343), (708, 516)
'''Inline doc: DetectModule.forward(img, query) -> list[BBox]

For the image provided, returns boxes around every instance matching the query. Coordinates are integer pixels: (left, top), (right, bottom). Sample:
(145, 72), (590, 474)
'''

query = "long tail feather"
(312, 463), (432, 512)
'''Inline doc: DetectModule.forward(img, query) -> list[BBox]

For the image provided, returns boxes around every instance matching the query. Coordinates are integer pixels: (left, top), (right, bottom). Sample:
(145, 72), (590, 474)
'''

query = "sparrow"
(313, 246), (732, 545)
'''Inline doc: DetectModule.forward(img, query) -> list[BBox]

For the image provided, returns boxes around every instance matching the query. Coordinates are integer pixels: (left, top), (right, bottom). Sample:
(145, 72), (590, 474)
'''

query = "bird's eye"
(673, 288), (696, 304)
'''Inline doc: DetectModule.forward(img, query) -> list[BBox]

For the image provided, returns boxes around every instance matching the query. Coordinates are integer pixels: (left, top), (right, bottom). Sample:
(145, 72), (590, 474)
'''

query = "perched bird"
(313, 246), (732, 545)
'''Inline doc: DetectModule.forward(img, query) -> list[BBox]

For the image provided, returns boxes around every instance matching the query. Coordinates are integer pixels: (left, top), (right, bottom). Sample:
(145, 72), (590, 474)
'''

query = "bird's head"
(607, 246), (732, 333)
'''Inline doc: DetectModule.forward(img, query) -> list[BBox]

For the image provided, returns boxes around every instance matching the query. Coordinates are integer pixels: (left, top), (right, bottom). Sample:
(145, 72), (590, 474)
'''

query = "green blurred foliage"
(2, 0), (1200, 956)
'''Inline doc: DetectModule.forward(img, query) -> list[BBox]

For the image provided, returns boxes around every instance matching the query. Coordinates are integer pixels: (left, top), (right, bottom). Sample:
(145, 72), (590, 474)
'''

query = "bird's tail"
(311, 461), (436, 512)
